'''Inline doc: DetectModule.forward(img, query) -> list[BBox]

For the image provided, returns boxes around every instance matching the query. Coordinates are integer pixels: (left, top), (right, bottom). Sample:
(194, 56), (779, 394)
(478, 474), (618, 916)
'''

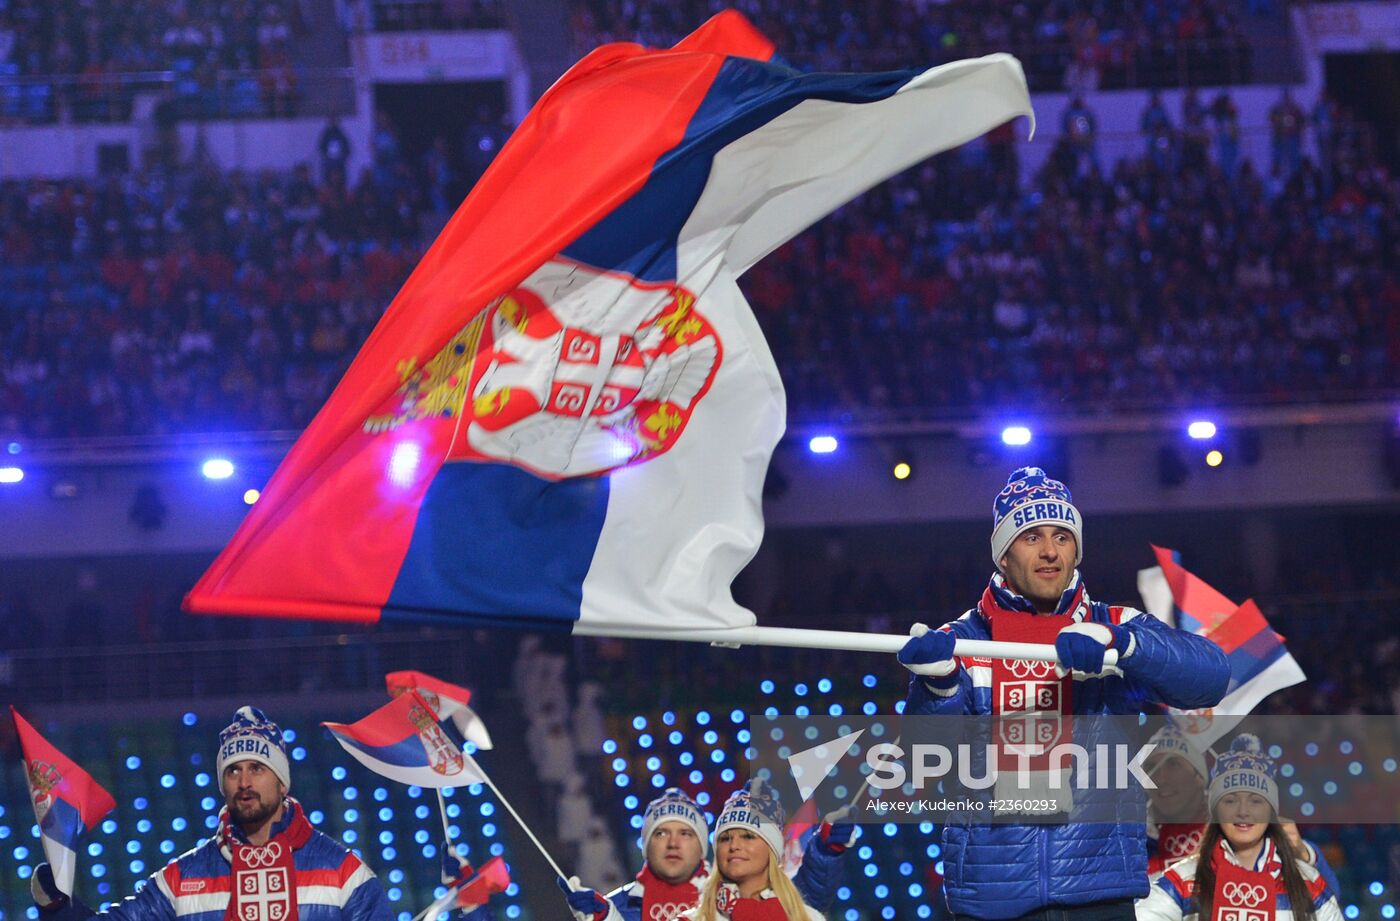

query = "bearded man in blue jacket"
(31, 707), (400, 921)
(897, 468), (1230, 921)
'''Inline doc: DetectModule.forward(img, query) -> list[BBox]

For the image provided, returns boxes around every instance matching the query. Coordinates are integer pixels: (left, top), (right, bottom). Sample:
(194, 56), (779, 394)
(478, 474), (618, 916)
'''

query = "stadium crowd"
(0, 91), (1394, 440)
(568, 0), (1256, 90)
(0, 0), (307, 121)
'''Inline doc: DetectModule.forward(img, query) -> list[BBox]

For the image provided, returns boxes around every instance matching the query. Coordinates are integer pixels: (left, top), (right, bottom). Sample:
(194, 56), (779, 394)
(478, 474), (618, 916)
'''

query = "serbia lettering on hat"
(217, 706), (291, 791)
(643, 787), (709, 856)
(1147, 723), (1210, 782)
(714, 780), (784, 860)
(990, 466), (1084, 568)
(1207, 733), (1278, 815)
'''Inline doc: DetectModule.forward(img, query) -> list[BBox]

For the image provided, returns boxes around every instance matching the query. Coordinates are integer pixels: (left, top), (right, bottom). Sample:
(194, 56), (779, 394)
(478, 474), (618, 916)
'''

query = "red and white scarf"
(1208, 838), (1280, 921)
(218, 799), (313, 921)
(637, 863), (703, 921)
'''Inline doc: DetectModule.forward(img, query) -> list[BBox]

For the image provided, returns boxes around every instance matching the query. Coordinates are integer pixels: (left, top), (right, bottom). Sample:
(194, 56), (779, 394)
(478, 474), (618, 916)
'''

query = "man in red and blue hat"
(896, 467), (1231, 920)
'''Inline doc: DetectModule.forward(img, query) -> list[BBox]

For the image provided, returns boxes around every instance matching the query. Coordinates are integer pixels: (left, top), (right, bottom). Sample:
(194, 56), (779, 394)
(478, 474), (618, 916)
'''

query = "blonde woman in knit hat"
(684, 782), (823, 921)
(1135, 734), (1342, 921)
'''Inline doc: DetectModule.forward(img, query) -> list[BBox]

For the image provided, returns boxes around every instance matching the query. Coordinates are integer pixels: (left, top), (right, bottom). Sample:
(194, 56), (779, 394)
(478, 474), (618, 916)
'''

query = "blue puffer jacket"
(904, 577), (1230, 920)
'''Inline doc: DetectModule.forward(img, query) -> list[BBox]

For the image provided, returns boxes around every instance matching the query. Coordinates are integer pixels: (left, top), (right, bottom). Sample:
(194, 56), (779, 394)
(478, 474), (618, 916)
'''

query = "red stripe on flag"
(1152, 545), (1237, 630)
(385, 671), (471, 707)
(1204, 599), (1276, 654)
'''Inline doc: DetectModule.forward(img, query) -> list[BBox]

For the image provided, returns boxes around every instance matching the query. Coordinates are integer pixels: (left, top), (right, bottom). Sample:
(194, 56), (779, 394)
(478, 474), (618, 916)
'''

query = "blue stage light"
(696, 711), (711, 725)
(817, 678), (832, 693)
(415, 831), (429, 844)
(378, 808), (393, 822)
(0, 466), (24, 484)
(1187, 420), (1217, 440)
(202, 458), (235, 480)
(828, 704), (844, 716)
(624, 796), (639, 810)
(730, 709), (745, 724)
(720, 768), (735, 782)
(1372, 882), (1385, 897)
(615, 775), (630, 787)
(651, 775), (666, 788)
(808, 435), (838, 454)
(332, 767), (347, 780)
(794, 706), (810, 718)
(632, 716), (648, 730)
(343, 830), (358, 844)
(669, 731), (683, 745)
(447, 804), (461, 818)
(308, 809), (323, 824)
(172, 818), (187, 832)
(760, 680), (774, 694)
(374, 787), (388, 802)
(343, 788), (358, 800)
(863, 674), (877, 688)
(126, 756), (141, 770)
(136, 820), (151, 833)
(679, 752), (694, 766)
(480, 803), (495, 817)
(794, 683), (808, 697)
(603, 740), (617, 754)
(160, 774), (175, 789)
(415, 805), (430, 820)
(874, 885), (888, 898)
(662, 711), (676, 725)
(639, 733), (654, 748)
(1001, 426), (1032, 446)
(489, 843), (504, 857)
(134, 798), (148, 811)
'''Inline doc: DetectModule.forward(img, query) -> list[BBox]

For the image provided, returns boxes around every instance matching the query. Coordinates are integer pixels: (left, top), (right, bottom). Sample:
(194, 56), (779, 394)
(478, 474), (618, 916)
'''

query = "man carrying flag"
(894, 467), (1231, 919)
(31, 707), (393, 921)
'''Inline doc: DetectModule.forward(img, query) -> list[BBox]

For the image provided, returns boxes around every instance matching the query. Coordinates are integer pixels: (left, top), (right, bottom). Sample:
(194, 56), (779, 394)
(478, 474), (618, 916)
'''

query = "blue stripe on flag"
(331, 730), (432, 770)
(563, 57), (917, 280)
(386, 462), (607, 626)
(1225, 642), (1287, 692)
(39, 797), (85, 851)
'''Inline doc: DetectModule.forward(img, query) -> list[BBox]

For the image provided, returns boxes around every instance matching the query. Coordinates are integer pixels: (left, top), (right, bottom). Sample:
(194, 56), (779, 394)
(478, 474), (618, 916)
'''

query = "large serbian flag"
(1142, 546), (1306, 747)
(184, 11), (1033, 632)
(11, 708), (117, 896)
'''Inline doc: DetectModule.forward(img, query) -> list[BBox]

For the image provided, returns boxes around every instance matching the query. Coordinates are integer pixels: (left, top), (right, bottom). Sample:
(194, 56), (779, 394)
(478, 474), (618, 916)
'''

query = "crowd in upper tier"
(568, 0), (1259, 90)
(0, 89), (1395, 440)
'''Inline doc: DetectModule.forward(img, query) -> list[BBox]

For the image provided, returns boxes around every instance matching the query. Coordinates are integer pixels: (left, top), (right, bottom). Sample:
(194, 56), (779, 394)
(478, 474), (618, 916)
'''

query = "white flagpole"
(436, 789), (455, 849)
(471, 766), (570, 882)
(570, 623), (1117, 667)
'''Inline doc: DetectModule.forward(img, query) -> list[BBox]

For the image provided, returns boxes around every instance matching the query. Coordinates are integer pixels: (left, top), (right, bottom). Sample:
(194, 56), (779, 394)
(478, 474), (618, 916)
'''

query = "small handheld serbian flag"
(385, 670), (492, 751)
(1143, 546), (1306, 747)
(423, 856), (512, 919)
(183, 11), (1033, 634)
(11, 708), (117, 897)
(324, 691), (487, 788)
